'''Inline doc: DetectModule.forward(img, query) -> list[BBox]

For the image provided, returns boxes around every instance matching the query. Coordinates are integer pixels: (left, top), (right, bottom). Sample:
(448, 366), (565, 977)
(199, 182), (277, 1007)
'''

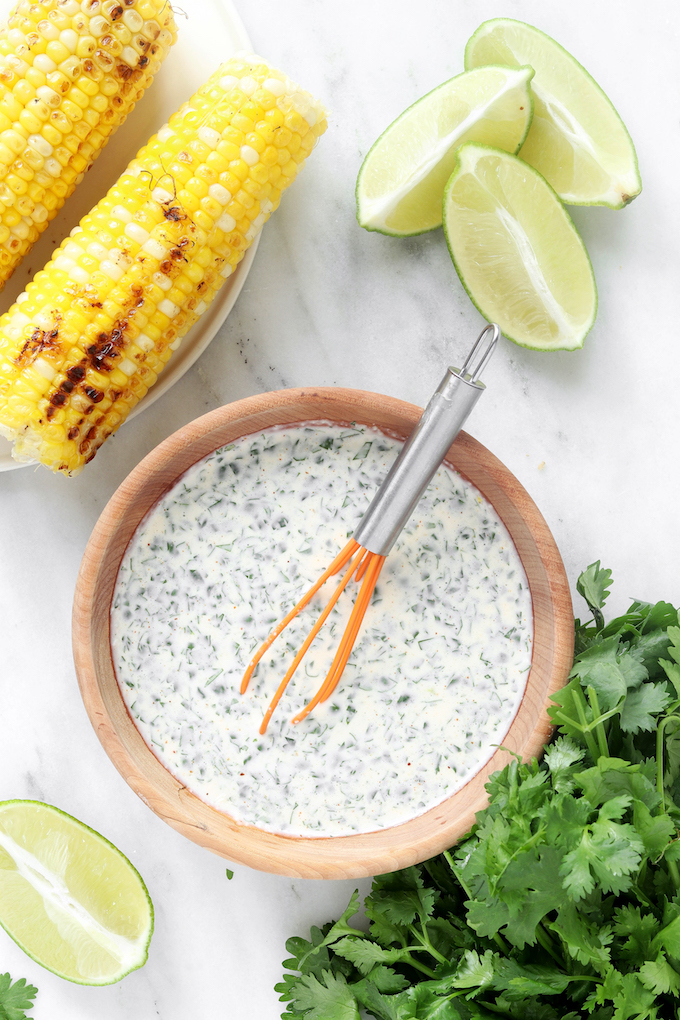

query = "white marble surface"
(1, 0), (679, 1016)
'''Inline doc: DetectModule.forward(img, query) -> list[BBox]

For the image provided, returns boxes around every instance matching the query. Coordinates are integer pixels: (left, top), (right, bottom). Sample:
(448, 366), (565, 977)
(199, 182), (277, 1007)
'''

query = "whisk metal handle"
(353, 323), (499, 557)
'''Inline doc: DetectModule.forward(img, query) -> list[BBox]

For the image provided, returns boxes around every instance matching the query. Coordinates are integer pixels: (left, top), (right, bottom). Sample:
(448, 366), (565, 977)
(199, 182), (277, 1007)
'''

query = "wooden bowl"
(73, 387), (573, 879)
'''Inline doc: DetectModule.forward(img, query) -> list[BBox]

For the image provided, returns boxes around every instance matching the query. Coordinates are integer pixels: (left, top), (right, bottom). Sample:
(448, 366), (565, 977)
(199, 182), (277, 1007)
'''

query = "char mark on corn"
(0, 54), (327, 473)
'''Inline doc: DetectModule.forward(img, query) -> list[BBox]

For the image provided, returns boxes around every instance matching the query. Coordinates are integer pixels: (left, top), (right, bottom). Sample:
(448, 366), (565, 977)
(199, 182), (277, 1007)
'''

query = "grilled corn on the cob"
(0, 54), (327, 473)
(0, 0), (177, 287)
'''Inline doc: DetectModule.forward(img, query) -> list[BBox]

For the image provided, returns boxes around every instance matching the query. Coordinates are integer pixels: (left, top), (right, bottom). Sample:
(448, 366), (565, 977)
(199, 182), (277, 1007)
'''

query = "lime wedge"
(443, 143), (597, 351)
(465, 19), (641, 208)
(0, 800), (153, 985)
(356, 65), (534, 236)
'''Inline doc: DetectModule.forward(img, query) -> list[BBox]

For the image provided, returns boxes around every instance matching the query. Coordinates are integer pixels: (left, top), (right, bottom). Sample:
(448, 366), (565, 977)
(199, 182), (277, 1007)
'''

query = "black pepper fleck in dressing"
(111, 424), (532, 836)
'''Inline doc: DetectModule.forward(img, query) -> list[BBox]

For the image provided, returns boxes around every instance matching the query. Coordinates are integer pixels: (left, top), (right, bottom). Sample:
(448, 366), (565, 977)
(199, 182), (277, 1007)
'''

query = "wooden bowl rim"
(73, 385), (574, 879)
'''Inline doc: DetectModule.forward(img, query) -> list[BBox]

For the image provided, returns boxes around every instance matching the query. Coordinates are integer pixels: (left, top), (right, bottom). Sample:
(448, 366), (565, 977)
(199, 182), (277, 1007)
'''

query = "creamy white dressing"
(111, 423), (533, 837)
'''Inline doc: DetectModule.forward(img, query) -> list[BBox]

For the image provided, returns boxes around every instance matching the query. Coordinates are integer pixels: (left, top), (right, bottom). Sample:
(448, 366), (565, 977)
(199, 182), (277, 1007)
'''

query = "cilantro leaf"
(488, 958), (573, 1000)
(651, 911), (680, 958)
(608, 972), (656, 1020)
(570, 636), (648, 710)
(575, 757), (660, 812)
(660, 623), (680, 698)
(351, 981), (406, 1020)
(585, 967), (658, 1018)
(377, 888), (438, 927)
(548, 677), (594, 749)
(281, 890), (362, 978)
(324, 890), (363, 942)
(577, 561), (613, 626)
(280, 929), (334, 984)
(370, 868), (439, 926)
(278, 892), (365, 1009)
(636, 600), (678, 634)
(543, 736), (585, 778)
(560, 797), (643, 899)
(638, 953), (680, 995)
(426, 916), (476, 957)
(332, 937), (405, 976)
(549, 902), (613, 968)
(394, 982), (490, 1019)
(464, 895), (513, 943)
(613, 904), (660, 965)
(542, 793), (591, 850)
(365, 903), (406, 948)
(0, 974), (38, 1020)
(289, 971), (359, 1020)
(628, 625), (674, 677)
(620, 682), (671, 733)
(450, 949), (495, 993)
(357, 966), (409, 994)
(632, 799), (675, 858)
(663, 717), (680, 794)
(496, 847), (569, 948)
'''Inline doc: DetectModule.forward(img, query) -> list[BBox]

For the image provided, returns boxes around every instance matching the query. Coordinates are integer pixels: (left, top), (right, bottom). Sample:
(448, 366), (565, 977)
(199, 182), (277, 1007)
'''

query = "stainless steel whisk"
(241, 323), (500, 731)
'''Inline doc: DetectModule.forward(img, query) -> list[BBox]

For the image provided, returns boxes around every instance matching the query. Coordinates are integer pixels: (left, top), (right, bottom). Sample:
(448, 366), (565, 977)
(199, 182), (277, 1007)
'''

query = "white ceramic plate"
(0, 0), (257, 471)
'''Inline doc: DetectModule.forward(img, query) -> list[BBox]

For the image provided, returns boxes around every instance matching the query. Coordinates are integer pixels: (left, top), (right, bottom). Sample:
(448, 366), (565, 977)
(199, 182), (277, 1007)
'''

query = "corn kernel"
(41, 124), (61, 147)
(186, 176), (208, 200)
(231, 113), (254, 135)
(261, 145), (279, 168)
(76, 76), (98, 97)
(46, 40), (70, 63)
(193, 209), (213, 233)
(282, 110), (301, 131)
(76, 36), (97, 59)
(176, 189), (199, 214)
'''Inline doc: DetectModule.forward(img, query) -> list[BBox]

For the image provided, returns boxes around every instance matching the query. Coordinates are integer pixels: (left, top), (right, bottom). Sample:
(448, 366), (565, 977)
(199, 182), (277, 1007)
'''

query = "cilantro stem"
(591, 605), (605, 632)
(403, 956), (437, 979)
(655, 716), (680, 890)
(589, 706), (623, 726)
(586, 686), (609, 758)
(656, 717), (667, 811)
(572, 685), (600, 762)
(442, 851), (511, 956)
(630, 883), (662, 916)
(408, 923), (448, 965)
(535, 922), (563, 966)
(656, 714), (680, 813)
(442, 850), (465, 887)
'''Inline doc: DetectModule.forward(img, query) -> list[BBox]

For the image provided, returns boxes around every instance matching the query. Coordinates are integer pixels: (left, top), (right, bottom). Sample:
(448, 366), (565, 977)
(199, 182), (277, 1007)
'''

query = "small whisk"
(241, 324), (499, 732)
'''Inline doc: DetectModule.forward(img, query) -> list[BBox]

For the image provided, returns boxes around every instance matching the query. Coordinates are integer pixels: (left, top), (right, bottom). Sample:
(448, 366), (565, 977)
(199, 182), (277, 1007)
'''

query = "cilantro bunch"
(277, 564), (680, 1020)
(0, 974), (37, 1020)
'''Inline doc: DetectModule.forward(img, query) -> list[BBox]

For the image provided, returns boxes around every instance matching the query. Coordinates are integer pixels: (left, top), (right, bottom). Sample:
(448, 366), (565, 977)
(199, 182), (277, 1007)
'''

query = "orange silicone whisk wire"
(240, 540), (384, 733)
(291, 552), (385, 725)
(257, 545), (367, 735)
(240, 538), (359, 695)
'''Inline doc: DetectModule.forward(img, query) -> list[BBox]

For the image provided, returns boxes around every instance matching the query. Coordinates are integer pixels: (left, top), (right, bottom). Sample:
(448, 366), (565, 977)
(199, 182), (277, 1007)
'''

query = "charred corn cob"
(0, 54), (327, 472)
(0, 0), (176, 286)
